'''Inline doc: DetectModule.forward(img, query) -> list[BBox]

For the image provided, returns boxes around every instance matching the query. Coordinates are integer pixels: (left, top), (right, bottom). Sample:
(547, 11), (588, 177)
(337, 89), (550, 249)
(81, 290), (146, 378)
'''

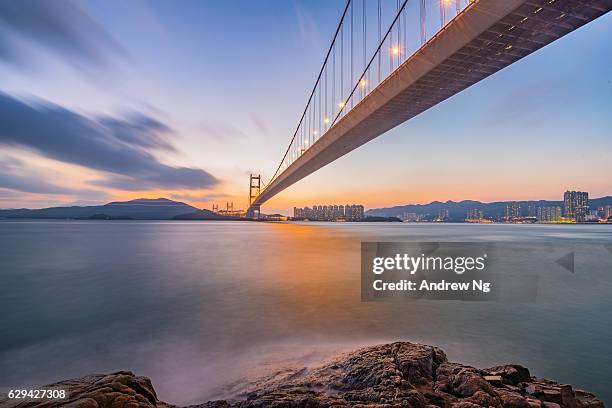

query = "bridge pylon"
(247, 174), (261, 219)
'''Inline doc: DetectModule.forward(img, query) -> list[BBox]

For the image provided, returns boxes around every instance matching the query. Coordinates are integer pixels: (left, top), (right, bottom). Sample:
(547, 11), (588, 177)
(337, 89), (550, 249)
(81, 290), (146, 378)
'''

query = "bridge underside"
(251, 0), (611, 211)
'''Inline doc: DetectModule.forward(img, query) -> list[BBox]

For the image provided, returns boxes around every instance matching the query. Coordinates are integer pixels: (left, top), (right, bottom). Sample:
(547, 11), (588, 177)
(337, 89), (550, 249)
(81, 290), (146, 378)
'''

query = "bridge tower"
(247, 174), (261, 219)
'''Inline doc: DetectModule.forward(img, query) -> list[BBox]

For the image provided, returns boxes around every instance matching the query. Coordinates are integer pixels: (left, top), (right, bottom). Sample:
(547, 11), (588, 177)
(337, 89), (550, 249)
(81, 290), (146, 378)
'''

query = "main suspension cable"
(266, 0), (352, 186)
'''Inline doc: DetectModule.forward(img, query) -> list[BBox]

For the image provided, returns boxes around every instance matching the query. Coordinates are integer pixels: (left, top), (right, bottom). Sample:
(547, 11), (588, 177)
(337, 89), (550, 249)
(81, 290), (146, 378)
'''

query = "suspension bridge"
(246, 0), (611, 218)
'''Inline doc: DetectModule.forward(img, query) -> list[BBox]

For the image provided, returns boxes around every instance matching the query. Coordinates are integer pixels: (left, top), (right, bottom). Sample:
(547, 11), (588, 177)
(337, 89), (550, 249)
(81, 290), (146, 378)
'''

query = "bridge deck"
(251, 0), (611, 210)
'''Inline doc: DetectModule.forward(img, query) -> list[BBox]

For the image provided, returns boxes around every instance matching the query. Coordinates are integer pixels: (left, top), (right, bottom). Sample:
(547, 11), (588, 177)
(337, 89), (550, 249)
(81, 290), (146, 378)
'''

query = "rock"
(483, 376), (504, 386)
(0, 371), (165, 408)
(496, 389), (530, 408)
(527, 398), (544, 408)
(434, 363), (497, 398)
(485, 365), (532, 386)
(4, 343), (604, 408)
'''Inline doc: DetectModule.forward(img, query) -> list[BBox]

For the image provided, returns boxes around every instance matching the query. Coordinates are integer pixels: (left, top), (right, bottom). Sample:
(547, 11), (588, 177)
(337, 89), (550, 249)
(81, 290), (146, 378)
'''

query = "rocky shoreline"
(2, 342), (604, 408)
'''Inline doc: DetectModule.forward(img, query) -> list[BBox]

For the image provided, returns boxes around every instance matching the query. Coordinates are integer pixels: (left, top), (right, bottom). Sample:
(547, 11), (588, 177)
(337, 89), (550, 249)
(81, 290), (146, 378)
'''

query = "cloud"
(0, 92), (218, 191)
(200, 120), (247, 140)
(0, 0), (124, 69)
(0, 189), (21, 199)
(98, 113), (176, 152)
(251, 114), (269, 134)
(0, 155), (108, 200)
(293, 2), (323, 46)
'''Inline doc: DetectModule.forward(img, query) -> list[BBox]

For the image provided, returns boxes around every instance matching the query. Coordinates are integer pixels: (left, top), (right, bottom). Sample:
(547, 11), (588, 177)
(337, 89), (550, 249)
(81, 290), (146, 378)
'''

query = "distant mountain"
(0, 198), (201, 220)
(366, 196), (612, 221)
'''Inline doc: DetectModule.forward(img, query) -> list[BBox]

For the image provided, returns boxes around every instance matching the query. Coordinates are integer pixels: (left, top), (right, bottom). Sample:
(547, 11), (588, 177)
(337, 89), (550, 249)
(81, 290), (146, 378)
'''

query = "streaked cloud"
(0, 0), (124, 70)
(99, 113), (176, 152)
(0, 155), (108, 200)
(0, 92), (218, 191)
(199, 120), (247, 141)
(250, 114), (269, 134)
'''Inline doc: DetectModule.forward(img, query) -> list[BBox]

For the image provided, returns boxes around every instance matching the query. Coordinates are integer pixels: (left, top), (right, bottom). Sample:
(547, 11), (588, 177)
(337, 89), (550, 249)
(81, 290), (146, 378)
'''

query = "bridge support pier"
(247, 174), (261, 219)
(246, 204), (261, 220)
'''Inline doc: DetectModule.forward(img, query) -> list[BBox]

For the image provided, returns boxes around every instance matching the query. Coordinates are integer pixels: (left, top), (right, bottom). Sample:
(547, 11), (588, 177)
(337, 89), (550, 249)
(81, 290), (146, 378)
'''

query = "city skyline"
(0, 1), (611, 214)
(2, 188), (610, 223)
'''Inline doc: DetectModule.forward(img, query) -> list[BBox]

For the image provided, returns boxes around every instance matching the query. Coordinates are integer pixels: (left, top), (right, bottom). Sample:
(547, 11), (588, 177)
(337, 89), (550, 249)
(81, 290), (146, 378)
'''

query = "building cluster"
(536, 206), (562, 222)
(599, 205), (612, 220)
(436, 209), (449, 221)
(293, 204), (365, 221)
(212, 202), (244, 217)
(466, 208), (484, 220)
(401, 212), (423, 222)
(399, 190), (610, 224)
(563, 191), (589, 222)
(504, 202), (521, 219)
(291, 190), (609, 224)
(500, 190), (610, 223)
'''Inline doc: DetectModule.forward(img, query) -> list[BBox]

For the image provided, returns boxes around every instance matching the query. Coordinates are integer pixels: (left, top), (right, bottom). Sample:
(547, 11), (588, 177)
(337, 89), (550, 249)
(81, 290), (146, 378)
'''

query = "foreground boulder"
(1, 342), (604, 408)
(0, 371), (171, 408)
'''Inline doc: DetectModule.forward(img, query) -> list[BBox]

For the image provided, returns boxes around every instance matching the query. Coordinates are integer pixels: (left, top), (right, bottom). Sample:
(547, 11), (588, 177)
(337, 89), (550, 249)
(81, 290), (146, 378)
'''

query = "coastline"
(1, 342), (604, 408)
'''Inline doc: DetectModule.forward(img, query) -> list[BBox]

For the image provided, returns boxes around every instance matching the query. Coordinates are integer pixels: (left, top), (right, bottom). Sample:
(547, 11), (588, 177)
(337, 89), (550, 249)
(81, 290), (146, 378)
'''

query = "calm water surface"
(1, 221), (611, 405)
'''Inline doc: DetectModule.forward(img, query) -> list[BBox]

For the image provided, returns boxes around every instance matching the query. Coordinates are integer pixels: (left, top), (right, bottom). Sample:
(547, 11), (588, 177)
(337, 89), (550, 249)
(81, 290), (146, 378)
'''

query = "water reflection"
(0, 221), (611, 405)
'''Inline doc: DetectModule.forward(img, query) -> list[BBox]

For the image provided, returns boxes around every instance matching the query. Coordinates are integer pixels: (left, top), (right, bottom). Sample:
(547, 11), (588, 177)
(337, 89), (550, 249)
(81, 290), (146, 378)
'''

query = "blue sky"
(0, 0), (610, 213)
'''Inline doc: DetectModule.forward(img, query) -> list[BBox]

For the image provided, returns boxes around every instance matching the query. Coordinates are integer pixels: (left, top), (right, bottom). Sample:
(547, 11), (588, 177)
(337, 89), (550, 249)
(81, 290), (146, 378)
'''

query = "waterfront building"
(527, 203), (537, 217)
(402, 212), (420, 222)
(294, 204), (364, 221)
(598, 205), (612, 220)
(537, 206), (561, 222)
(345, 204), (365, 221)
(586, 210), (600, 222)
(437, 208), (449, 221)
(466, 208), (484, 220)
(505, 202), (521, 220)
(564, 191), (589, 221)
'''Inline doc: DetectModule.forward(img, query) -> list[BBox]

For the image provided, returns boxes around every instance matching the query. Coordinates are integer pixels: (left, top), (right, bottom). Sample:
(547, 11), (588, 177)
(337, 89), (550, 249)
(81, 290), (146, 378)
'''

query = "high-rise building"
(537, 206), (561, 222)
(438, 209), (449, 221)
(345, 204), (364, 221)
(402, 212), (420, 222)
(505, 202), (521, 220)
(527, 203), (537, 218)
(564, 191), (589, 221)
(466, 208), (484, 220)
(294, 204), (364, 221)
(598, 205), (612, 220)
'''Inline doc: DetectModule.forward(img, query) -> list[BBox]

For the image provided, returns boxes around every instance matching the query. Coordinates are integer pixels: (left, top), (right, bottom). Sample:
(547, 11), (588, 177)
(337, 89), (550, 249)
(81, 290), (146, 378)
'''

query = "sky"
(0, 0), (610, 214)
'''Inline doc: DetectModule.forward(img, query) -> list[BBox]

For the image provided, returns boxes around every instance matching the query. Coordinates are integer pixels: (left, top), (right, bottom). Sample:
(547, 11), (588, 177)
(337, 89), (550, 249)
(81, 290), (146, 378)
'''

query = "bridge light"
(313, 131), (318, 136)
(359, 78), (367, 87)
(324, 117), (330, 124)
(338, 100), (345, 109)
(391, 46), (400, 56)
